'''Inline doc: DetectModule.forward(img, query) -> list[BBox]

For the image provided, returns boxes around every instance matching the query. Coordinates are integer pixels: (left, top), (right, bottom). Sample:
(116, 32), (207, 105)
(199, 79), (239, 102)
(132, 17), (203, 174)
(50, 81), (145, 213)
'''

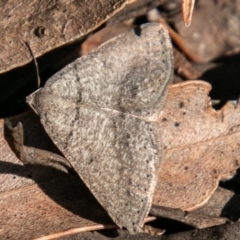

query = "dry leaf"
(0, 0), (129, 73)
(158, 220), (240, 240)
(0, 0), (199, 74)
(109, 0), (165, 24)
(153, 81), (240, 210)
(81, 23), (132, 55)
(151, 187), (240, 228)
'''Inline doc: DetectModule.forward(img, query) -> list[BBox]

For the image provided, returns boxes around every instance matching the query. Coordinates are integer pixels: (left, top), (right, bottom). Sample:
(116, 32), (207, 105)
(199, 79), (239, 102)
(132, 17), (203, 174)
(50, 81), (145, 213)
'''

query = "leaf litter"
(2, 80), (240, 238)
(1, 0), (240, 239)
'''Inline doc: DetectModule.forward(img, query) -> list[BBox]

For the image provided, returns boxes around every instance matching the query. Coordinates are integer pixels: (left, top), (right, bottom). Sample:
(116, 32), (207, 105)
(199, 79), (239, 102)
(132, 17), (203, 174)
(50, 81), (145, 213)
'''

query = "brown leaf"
(151, 187), (240, 228)
(159, 220), (240, 240)
(81, 23), (132, 56)
(0, 0), (129, 73)
(108, 0), (165, 24)
(153, 81), (240, 210)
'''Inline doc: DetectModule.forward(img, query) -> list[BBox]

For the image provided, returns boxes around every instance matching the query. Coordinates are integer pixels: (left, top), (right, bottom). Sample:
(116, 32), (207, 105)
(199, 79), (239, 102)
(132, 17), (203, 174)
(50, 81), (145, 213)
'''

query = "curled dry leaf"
(153, 81), (240, 211)
(0, 119), (30, 193)
(4, 119), (71, 170)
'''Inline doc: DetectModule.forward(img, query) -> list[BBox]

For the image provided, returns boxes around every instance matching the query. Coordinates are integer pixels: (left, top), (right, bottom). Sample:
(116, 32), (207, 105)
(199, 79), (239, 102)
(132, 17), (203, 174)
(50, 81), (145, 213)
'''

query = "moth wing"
(39, 23), (173, 117)
(27, 90), (161, 233)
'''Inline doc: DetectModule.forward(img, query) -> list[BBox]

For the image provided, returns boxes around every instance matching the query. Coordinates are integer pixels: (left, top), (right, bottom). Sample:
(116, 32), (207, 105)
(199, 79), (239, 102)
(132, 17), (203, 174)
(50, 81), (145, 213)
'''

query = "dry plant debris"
(1, 0), (240, 239)
(0, 0), (194, 74)
(174, 0), (240, 62)
(2, 80), (240, 238)
(182, 0), (195, 27)
(154, 81), (240, 210)
(0, 0), (128, 73)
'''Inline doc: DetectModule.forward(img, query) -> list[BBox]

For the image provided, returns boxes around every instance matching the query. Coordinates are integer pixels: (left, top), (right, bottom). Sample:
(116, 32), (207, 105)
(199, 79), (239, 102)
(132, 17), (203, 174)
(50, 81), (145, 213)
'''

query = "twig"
(159, 18), (202, 62)
(23, 41), (41, 88)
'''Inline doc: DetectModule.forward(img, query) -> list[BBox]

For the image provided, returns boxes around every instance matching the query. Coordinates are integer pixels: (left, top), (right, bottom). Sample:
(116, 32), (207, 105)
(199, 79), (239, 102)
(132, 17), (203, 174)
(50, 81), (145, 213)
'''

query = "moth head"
(26, 88), (42, 115)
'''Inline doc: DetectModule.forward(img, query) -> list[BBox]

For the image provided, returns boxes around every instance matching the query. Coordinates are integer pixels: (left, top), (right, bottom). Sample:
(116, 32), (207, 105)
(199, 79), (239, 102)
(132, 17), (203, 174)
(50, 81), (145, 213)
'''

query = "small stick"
(23, 41), (41, 88)
(159, 18), (202, 62)
(33, 217), (156, 240)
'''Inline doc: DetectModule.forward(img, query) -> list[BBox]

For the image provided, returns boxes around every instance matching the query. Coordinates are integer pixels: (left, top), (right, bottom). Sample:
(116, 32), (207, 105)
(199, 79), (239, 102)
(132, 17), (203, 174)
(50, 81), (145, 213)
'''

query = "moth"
(27, 23), (173, 233)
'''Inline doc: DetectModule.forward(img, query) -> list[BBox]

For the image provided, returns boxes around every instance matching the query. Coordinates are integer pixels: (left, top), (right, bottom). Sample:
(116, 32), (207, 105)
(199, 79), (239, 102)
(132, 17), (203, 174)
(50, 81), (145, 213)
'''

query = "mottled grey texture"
(27, 23), (173, 233)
